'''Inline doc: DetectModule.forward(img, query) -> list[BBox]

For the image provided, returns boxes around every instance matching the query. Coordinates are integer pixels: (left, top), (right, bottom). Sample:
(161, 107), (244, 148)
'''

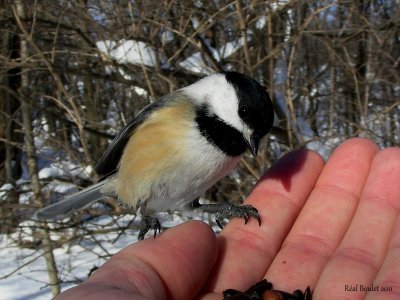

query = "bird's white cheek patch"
(182, 74), (243, 132)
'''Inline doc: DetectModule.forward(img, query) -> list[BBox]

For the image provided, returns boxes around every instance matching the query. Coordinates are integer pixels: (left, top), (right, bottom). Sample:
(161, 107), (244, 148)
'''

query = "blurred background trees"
(0, 0), (399, 296)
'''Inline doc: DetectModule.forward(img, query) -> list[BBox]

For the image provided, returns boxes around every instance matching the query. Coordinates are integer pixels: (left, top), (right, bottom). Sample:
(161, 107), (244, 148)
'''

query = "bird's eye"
(239, 105), (249, 118)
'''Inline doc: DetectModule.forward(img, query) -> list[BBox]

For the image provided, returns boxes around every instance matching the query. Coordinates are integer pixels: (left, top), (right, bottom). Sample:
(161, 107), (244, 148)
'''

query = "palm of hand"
(56, 138), (400, 300)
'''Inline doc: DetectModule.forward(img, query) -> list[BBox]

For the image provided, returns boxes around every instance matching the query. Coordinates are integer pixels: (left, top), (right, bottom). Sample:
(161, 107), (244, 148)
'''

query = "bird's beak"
(246, 134), (261, 157)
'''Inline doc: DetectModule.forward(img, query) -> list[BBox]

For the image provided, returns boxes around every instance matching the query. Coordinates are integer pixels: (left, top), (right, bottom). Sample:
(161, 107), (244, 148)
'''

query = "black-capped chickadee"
(36, 72), (274, 240)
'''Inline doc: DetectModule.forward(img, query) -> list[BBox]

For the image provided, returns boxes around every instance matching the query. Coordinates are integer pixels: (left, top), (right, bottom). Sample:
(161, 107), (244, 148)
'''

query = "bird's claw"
(215, 204), (261, 229)
(138, 216), (161, 240)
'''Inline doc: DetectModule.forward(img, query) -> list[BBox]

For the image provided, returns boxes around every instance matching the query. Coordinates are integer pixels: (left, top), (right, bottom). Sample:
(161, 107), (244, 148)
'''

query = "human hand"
(55, 138), (400, 299)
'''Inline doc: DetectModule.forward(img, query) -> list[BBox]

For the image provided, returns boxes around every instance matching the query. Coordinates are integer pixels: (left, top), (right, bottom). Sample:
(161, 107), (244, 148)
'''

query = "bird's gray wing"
(36, 93), (177, 219)
(95, 99), (166, 178)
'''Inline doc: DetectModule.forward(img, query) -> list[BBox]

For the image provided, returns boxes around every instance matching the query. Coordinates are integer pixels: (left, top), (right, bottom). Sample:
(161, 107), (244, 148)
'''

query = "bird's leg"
(138, 215), (161, 240)
(194, 201), (261, 229)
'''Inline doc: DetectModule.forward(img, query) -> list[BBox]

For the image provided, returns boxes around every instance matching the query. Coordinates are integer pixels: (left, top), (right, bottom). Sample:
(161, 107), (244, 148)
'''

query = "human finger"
(265, 138), (379, 292)
(314, 147), (400, 299)
(365, 215), (400, 300)
(56, 220), (217, 300)
(207, 149), (325, 292)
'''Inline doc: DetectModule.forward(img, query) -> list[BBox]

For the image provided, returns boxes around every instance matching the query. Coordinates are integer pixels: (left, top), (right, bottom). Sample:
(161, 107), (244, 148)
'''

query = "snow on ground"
(0, 216), (126, 300)
(96, 40), (160, 68)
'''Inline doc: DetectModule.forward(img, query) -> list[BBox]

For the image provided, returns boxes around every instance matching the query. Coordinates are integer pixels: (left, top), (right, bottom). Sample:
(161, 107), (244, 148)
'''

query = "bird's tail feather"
(36, 181), (108, 219)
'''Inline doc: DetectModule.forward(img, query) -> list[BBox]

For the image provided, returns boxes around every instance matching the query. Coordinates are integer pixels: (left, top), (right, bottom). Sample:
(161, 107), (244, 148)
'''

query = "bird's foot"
(138, 216), (161, 240)
(198, 203), (261, 229)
